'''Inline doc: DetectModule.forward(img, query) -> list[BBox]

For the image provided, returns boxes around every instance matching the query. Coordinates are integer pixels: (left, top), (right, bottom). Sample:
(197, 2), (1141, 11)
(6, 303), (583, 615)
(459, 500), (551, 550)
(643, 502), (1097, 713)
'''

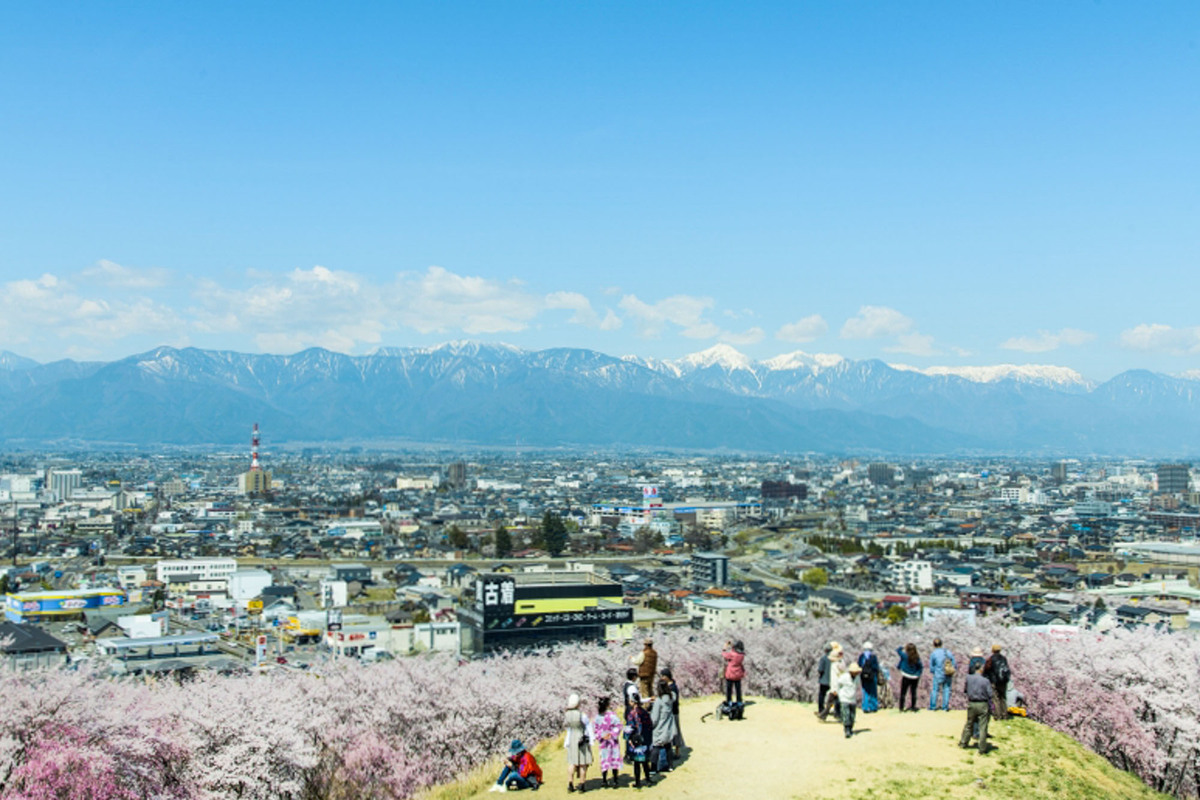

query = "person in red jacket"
(490, 739), (542, 792)
(722, 640), (746, 707)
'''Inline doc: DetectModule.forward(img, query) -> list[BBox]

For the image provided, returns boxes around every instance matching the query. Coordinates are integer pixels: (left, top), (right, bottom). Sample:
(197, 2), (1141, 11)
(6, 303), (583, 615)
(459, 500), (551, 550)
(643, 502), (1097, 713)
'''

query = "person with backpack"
(857, 642), (881, 713)
(624, 693), (654, 788)
(983, 644), (1011, 720)
(928, 638), (956, 711)
(895, 643), (923, 712)
(722, 640), (746, 713)
(489, 739), (543, 792)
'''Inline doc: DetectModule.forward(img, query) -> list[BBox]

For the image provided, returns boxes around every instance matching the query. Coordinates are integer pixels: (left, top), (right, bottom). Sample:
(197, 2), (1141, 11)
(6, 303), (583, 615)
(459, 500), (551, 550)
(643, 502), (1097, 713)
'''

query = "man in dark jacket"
(982, 644), (1010, 720)
(815, 643), (833, 718)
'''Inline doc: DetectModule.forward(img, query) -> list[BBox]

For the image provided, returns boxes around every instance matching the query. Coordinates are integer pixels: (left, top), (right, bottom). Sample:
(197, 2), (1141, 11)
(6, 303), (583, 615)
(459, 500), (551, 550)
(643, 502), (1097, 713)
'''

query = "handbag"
(943, 661), (956, 677)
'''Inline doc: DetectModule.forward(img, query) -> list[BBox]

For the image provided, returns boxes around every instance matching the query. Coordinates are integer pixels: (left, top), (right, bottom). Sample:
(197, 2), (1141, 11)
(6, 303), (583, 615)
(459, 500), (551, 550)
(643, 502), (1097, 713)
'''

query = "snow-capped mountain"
(0, 342), (1198, 454)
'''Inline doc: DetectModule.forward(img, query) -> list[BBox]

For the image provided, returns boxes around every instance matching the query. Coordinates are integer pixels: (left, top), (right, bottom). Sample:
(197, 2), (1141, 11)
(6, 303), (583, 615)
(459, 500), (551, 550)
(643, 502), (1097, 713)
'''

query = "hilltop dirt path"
(457, 698), (997, 799)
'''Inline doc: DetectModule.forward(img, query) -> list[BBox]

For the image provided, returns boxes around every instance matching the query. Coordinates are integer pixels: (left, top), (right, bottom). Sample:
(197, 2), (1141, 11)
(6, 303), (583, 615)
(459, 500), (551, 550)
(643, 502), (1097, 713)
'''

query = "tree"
(801, 567), (828, 590)
(446, 525), (468, 550)
(0, 572), (8, 595)
(494, 525), (513, 558)
(885, 605), (908, 625)
(633, 527), (660, 554)
(540, 511), (568, 556)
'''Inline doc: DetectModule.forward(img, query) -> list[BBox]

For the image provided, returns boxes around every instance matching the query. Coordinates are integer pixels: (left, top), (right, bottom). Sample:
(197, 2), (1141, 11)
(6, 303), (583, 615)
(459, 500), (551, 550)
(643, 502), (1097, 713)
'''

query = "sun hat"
(567, 693), (580, 710)
(992, 644), (1003, 652)
(970, 647), (983, 658)
(510, 739), (525, 755)
(862, 642), (873, 651)
(848, 663), (863, 674)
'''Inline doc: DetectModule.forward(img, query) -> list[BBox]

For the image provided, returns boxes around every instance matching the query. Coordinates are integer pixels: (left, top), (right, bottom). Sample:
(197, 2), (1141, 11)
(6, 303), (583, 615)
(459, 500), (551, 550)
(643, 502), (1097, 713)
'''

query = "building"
(688, 597), (763, 632)
(116, 565), (148, 591)
(760, 480), (807, 503)
(155, 558), (238, 584)
(4, 588), (125, 622)
(47, 468), (82, 500)
(892, 560), (933, 593)
(325, 620), (461, 658)
(238, 469), (272, 495)
(1052, 461), (1069, 483)
(690, 552), (731, 587)
(957, 588), (1029, 615)
(0, 622), (69, 669)
(868, 463), (896, 487)
(328, 563), (372, 584)
(228, 570), (273, 603)
(447, 461), (468, 490)
(1157, 464), (1191, 495)
(459, 571), (633, 654)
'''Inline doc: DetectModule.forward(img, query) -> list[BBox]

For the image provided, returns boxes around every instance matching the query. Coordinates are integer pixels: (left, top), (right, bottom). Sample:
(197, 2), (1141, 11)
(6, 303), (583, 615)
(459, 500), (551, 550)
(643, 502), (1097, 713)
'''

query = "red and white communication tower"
(250, 423), (262, 471)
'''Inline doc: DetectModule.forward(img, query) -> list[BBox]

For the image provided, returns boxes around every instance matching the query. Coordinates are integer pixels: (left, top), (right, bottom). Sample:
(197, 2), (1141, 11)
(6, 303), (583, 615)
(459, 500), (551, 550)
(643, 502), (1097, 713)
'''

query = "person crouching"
(490, 739), (542, 792)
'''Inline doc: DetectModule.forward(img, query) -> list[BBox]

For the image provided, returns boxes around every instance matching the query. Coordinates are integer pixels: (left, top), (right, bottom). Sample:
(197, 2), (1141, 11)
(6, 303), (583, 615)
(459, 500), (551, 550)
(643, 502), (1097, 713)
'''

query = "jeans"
(929, 676), (951, 710)
(899, 676), (919, 710)
(496, 766), (533, 789)
(725, 679), (743, 705)
(960, 701), (991, 751)
(840, 701), (857, 737)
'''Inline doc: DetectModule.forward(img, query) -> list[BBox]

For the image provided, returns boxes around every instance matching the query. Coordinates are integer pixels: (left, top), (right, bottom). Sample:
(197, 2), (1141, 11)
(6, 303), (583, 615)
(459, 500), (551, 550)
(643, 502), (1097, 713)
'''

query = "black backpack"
(859, 655), (878, 684)
(993, 654), (1011, 683)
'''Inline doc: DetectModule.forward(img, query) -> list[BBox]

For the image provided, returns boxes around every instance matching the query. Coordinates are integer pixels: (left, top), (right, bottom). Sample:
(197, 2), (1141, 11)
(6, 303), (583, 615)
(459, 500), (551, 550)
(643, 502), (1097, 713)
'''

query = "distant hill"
(1, 342), (1199, 454)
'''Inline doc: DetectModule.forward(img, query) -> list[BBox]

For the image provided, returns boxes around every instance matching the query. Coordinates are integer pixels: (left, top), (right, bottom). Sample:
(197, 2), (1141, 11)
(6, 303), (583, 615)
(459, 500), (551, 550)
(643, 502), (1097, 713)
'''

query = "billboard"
(484, 606), (633, 630)
(5, 589), (125, 621)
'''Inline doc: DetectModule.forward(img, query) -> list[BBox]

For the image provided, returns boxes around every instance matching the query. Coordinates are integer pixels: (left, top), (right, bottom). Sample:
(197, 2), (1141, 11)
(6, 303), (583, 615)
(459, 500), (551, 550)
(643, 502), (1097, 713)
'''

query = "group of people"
(491, 639), (684, 793)
(814, 637), (1015, 747)
(491, 633), (1018, 793)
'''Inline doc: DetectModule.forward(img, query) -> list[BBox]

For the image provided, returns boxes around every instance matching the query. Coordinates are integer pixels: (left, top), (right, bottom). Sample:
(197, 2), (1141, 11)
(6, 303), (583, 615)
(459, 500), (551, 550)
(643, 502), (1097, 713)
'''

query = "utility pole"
(10, 499), (16, 567)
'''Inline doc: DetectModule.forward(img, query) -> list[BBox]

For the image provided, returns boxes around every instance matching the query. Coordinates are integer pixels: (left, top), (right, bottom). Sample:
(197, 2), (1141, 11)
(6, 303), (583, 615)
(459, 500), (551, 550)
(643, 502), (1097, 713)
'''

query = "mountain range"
(1, 342), (1198, 455)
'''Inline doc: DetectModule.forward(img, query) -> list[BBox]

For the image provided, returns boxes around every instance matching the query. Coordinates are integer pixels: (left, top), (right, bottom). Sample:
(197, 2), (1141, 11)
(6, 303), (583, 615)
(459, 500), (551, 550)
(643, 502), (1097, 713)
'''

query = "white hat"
(567, 693), (580, 710)
(862, 642), (873, 651)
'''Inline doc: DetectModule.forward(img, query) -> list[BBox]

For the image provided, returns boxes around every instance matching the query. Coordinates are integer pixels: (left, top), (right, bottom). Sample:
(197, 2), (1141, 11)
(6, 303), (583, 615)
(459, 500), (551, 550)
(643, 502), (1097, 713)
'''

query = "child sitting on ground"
(490, 739), (542, 792)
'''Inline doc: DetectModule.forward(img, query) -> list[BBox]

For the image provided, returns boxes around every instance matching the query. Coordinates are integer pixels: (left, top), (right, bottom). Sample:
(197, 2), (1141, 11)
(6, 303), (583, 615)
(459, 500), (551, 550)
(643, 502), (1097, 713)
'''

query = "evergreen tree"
(540, 511), (568, 556)
(494, 525), (513, 558)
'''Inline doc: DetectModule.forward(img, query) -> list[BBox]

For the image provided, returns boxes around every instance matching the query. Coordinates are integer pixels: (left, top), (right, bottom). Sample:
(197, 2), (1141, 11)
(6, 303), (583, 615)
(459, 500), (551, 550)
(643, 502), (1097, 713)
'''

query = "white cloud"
(397, 266), (542, 335)
(546, 291), (603, 327)
(721, 327), (765, 346)
(599, 309), (623, 331)
(840, 305), (914, 339)
(1119, 323), (1200, 354)
(618, 293), (718, 339)
(0, 271), (181, 352)
(1000, 327), (1095, 353)
(884, 332), (939, 357)
(776, 314), (828, 343)
(79, 259), (170, 289)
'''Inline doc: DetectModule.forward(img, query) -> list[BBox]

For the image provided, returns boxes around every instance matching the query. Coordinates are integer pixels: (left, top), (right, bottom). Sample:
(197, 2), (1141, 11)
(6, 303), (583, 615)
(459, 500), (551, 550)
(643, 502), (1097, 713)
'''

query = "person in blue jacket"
(928, 638), (956, 711)
(895, 642), (923, 712)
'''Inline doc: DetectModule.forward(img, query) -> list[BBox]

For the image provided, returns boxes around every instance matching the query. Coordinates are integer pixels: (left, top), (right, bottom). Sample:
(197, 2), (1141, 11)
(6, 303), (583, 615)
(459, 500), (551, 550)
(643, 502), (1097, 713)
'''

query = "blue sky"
(1, 2), (1197, 379)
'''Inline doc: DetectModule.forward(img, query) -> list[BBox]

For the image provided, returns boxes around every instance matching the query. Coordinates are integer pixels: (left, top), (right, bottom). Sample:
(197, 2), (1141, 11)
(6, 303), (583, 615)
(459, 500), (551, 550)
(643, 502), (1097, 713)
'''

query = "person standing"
(983, 644), (1011, 721)
(638, 639), (658, 699)
(593, 697), (623, 789)
(722, 640), (746, 708)
(625, 694), (654, 788)
(968, 647), (985, 677)
(564, 693), (593, 793)
(928, 638), (956, 711)
(659, 667), (685, 754)
(649, 681), (678, 774)
(959, 662), (993, 753)
(895, 643), (923, 712)
(819, 642), (845, 720)
(837, 662), (863, 738)
(815, 642), (833, 718)
(622, 668), (640, 720)
(857, 642), (881, 713)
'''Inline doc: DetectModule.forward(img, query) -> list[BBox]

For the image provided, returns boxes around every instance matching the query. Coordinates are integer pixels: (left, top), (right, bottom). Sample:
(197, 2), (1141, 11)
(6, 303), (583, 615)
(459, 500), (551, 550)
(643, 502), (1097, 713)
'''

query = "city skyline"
(1, 3), (1198, 380)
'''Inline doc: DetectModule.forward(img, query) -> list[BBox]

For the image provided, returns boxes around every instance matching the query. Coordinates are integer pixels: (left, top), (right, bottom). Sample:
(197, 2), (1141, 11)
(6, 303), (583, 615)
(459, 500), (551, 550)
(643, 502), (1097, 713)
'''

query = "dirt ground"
(459, 698), (995, 799)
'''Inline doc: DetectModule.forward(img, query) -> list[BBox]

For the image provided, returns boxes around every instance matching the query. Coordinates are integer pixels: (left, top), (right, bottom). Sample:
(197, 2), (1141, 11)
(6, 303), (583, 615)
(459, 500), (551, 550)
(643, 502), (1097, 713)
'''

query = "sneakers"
(488, 785), (507, 793)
